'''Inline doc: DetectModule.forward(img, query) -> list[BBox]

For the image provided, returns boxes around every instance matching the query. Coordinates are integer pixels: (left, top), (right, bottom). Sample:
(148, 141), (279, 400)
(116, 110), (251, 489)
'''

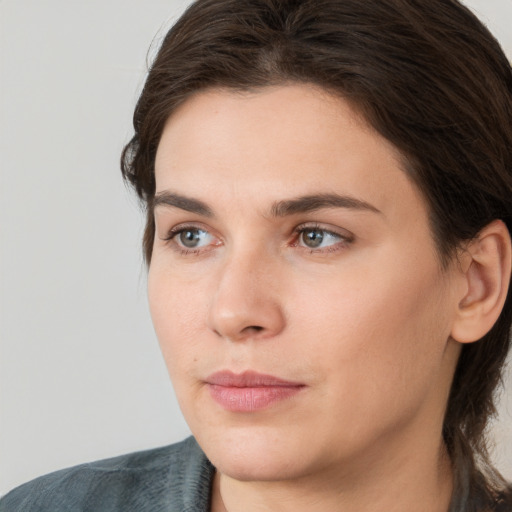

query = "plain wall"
(1, 0), (511, 495)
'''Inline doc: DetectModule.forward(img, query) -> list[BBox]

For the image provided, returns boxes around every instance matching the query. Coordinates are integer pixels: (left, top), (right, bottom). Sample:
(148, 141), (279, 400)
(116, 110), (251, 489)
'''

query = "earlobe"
(450, 220), (512, 344)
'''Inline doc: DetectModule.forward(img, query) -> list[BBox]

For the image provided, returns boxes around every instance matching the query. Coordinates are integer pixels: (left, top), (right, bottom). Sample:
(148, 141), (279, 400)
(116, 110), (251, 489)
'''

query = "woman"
(2, 0), (511, 511)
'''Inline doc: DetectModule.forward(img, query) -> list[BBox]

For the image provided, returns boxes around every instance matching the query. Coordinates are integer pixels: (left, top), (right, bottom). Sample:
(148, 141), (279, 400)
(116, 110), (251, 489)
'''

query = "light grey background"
(1, 0), (511, 496)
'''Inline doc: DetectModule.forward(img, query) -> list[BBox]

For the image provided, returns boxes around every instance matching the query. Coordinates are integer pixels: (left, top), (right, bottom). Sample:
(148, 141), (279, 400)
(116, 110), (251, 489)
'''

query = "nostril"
(211, 324), (265, 340)
(243, 325), (264, 333)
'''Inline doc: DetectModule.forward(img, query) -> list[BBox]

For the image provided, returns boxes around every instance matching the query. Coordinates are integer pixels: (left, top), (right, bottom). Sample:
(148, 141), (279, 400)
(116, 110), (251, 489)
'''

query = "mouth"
(205, 370), (305, 412)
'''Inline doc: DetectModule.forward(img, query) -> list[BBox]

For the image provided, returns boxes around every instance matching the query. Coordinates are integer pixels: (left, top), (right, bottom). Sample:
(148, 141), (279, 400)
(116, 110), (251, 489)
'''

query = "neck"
(211, 436), (454, 512)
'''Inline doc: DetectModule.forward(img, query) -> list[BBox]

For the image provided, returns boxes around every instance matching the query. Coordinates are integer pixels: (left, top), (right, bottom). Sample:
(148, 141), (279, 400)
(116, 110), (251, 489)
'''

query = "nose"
(207, 248), (286, 342)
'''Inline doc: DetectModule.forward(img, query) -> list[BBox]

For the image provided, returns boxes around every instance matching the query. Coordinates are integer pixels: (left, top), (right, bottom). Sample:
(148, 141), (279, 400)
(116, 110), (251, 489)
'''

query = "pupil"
(180, 230), (201, 248)
(304, 229), (323, 248)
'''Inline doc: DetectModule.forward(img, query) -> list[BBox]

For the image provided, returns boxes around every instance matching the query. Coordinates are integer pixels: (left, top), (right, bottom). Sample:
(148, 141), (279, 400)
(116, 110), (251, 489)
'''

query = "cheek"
(290, 258), (453, 409)
(148, 264), (209, 376)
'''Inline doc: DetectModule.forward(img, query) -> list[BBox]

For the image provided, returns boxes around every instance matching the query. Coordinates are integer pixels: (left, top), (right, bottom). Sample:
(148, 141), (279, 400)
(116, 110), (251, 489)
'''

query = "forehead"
(154, 84), (428, 225)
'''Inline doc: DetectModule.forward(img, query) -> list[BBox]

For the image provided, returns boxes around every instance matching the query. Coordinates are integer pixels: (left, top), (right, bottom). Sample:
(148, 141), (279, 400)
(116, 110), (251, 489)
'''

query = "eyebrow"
(153, 191), (213, 217)
(270, 193), (381, 217)
(153, 191), (381, 217)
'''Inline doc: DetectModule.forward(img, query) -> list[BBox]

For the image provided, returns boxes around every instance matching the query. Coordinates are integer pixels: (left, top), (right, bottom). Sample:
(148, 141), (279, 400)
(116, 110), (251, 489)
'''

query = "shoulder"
(0, 436), (214, 512)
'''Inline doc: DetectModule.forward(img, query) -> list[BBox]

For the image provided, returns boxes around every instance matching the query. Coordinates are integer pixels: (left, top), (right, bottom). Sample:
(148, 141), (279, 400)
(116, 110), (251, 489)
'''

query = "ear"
(450, 220), (512, 344)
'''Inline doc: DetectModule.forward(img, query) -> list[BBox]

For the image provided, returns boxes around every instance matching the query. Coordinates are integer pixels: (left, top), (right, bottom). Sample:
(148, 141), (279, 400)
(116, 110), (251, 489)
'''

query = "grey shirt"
(0, 436), (215, 512)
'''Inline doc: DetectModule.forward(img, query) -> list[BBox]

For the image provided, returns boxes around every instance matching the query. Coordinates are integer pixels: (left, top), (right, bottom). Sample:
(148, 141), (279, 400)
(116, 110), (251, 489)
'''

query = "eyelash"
(292, 223), (354, 253)
(163, 224), (217, 255)
(162, 223), (354, 256)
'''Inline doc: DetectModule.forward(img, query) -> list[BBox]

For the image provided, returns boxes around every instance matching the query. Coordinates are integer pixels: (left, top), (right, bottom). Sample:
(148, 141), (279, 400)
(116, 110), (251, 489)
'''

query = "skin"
(148, 84), (470, 512)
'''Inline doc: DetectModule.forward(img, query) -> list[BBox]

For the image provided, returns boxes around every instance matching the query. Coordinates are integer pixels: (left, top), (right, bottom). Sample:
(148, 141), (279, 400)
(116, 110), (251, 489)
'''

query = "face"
(149, 85), (462, 483)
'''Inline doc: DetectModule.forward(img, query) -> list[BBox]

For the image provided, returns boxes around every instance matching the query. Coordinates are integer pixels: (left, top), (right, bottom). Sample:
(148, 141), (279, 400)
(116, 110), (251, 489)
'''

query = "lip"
(205, 370), (305, 412)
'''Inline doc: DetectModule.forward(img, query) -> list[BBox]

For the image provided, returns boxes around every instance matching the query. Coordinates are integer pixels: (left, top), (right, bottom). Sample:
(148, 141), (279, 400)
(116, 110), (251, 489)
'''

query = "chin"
(194, 424), (313, 482)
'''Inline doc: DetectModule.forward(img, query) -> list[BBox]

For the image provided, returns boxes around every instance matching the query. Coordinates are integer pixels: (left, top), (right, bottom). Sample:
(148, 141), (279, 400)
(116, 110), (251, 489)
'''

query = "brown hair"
(121, 0), (512, 509)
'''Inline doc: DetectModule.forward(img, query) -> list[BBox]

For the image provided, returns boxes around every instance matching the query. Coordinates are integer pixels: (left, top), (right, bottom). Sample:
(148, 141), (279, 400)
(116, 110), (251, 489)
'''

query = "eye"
(177, 228), (211, 248)
(164, 225), (219, 253)
(296, 226), (351, 251)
